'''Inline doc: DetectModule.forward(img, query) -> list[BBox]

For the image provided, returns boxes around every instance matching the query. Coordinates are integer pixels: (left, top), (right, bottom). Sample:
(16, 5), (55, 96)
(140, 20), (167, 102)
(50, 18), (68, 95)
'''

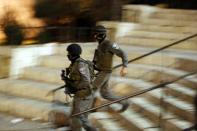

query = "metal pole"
(72, 71), (197, 117)
(113, 33), (197, 69)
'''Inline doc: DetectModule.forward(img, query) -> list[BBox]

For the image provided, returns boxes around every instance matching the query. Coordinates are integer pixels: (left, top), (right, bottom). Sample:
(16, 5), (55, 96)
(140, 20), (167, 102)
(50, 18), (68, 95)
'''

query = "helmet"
(94, 25), (107, 41)
(94, 25), (107, 34)
(67, 43), (82, 56)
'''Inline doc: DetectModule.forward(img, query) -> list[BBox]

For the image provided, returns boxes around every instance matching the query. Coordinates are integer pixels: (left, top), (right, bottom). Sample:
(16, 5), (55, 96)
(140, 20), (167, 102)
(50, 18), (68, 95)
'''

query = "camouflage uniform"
(93, 39), (128, 107)
(68, 58), (97, 131)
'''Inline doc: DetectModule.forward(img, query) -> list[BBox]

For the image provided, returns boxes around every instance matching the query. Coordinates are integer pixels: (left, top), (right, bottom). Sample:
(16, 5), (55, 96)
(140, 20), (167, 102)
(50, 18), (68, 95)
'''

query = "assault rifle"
(46, 70), (77, 97)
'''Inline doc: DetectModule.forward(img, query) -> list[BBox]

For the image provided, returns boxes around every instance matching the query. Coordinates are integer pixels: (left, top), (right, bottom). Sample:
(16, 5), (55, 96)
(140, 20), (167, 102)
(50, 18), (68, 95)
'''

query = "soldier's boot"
(83, 121), (98, 131)
(84, 126), (98, 131)
(118, 100), (129, 113)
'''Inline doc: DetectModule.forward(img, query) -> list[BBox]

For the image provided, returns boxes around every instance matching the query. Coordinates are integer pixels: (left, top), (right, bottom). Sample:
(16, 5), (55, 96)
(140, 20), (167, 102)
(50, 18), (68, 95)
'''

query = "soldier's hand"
(120, 67), (127, 77)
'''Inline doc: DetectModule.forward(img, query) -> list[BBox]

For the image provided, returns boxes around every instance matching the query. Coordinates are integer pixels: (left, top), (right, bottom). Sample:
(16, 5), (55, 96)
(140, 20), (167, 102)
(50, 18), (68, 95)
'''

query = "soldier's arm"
(109, 43), (128, 67)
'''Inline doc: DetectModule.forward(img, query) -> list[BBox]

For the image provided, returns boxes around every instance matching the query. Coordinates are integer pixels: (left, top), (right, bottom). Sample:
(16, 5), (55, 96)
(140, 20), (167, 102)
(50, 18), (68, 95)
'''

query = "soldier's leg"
(80, 114), (97, 131)
(79, 95), (98, 131)
(91, 71), (110, 111)
(100, 74), (129, 112)
(93, 71), (110, 89)
(93, 71), (129, 112)
(70, 117), (82, 131)
(70, 97), (83, 131)
(100, 80), (122, 101)
(94, 71), (121, 100)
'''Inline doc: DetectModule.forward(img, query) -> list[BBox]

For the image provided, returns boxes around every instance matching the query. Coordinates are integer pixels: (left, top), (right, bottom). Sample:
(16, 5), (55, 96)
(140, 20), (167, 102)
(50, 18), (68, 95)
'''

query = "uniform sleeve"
(77, 61), (91, 89)
(108, 43), (128, 67)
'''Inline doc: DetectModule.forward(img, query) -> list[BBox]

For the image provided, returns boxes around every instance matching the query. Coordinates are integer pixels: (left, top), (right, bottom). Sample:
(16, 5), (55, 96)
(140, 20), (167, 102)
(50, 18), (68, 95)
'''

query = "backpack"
(77, 58), (95, 81)
(83, 60), (95, 81)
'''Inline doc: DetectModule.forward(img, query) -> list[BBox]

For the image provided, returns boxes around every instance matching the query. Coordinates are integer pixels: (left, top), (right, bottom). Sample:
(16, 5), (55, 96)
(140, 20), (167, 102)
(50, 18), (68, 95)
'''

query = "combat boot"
(118, 100), (129, 113)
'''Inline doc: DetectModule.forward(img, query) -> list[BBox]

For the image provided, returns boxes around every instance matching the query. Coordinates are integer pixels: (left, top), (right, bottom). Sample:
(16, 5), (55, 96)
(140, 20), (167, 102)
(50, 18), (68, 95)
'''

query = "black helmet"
(67, 43), (82, 56)
(94, 25), (107, 34)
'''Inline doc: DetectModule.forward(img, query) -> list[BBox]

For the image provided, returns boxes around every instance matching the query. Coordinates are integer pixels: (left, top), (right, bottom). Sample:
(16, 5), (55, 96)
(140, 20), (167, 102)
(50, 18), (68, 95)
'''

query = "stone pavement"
(0, 113), (70, 131)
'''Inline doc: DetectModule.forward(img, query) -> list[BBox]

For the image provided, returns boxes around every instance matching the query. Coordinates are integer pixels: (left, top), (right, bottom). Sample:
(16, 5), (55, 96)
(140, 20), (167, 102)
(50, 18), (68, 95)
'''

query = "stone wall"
(122, 5), (158, 22)
(0, 43), (57, 78)
(0, 46), (11, 78)
(0, 56), (10, 78)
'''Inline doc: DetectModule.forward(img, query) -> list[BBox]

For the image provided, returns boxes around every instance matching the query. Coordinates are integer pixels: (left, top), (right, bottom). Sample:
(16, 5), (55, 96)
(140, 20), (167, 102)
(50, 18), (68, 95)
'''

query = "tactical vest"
(93, 40), (113, 71)
(68, 58), (94, 97)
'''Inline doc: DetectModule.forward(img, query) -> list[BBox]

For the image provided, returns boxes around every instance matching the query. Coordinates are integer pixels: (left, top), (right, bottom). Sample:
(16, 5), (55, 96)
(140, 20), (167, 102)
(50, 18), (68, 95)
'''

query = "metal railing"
(113, 33), (197, 69)
(72, 70), (197, 117)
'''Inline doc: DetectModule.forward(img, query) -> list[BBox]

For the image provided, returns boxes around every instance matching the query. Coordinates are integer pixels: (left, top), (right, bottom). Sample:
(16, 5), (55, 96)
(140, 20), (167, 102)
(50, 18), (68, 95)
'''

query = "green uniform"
(93, 39), (128, 106)
(67, 58), (97, 131)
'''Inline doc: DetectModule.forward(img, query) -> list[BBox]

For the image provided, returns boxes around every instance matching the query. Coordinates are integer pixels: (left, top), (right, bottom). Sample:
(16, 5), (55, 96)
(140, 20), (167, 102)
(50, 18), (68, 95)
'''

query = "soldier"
(92, 25), (129, 112)
(61, 44), (97, 131)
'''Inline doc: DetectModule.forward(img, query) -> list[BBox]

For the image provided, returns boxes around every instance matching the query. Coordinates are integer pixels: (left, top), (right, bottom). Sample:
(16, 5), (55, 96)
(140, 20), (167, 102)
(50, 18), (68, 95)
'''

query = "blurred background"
(0, 0), (197, 45)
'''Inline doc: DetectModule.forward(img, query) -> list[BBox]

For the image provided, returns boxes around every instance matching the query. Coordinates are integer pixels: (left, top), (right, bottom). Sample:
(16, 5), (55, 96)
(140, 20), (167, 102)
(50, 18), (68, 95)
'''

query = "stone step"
(109, 104), (159, 131)
(0, 79), (193, 130)
(0, 78), (69, 103)
(124, 30), (197, 41)
(0, 82), (132, 131)
(1, 66), (194, 109)
(39, 53), (196, 72)
(164, 96), (195, 122)
(129, 97), (193, 131)
(21, 66), (63, 84)
(90, 112), (127, 131)
(166, 83), (195, 103)
(21, 63), (197, 92)
(111, 77), (195, 122)
(149, 12), (197, 21)
(0, 55), (10, 78)
(112, 68), (196, 103)
(39, 54), (93, 69)
(38, 55), (70, 69)
(20, 64), (196, 100)
(117, 37), (197, 51)
(1, 68), (194, 111)
(22, 54), (197, 88)
(113, 63), (197, 90)
(122, 5), (197, 23)
(0, 93), (70, 121)
(139, 18), (197, 27)
(0, 78), (156, 131)
(98, 21), (196, 36)
(0, 74), (194, 129)
(39, 45), (197, 72)
(0, 113), (55, 131)
(153, 8), (197, 15)
(0, 46), (12, 56)
(122, 5), (197, 16)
